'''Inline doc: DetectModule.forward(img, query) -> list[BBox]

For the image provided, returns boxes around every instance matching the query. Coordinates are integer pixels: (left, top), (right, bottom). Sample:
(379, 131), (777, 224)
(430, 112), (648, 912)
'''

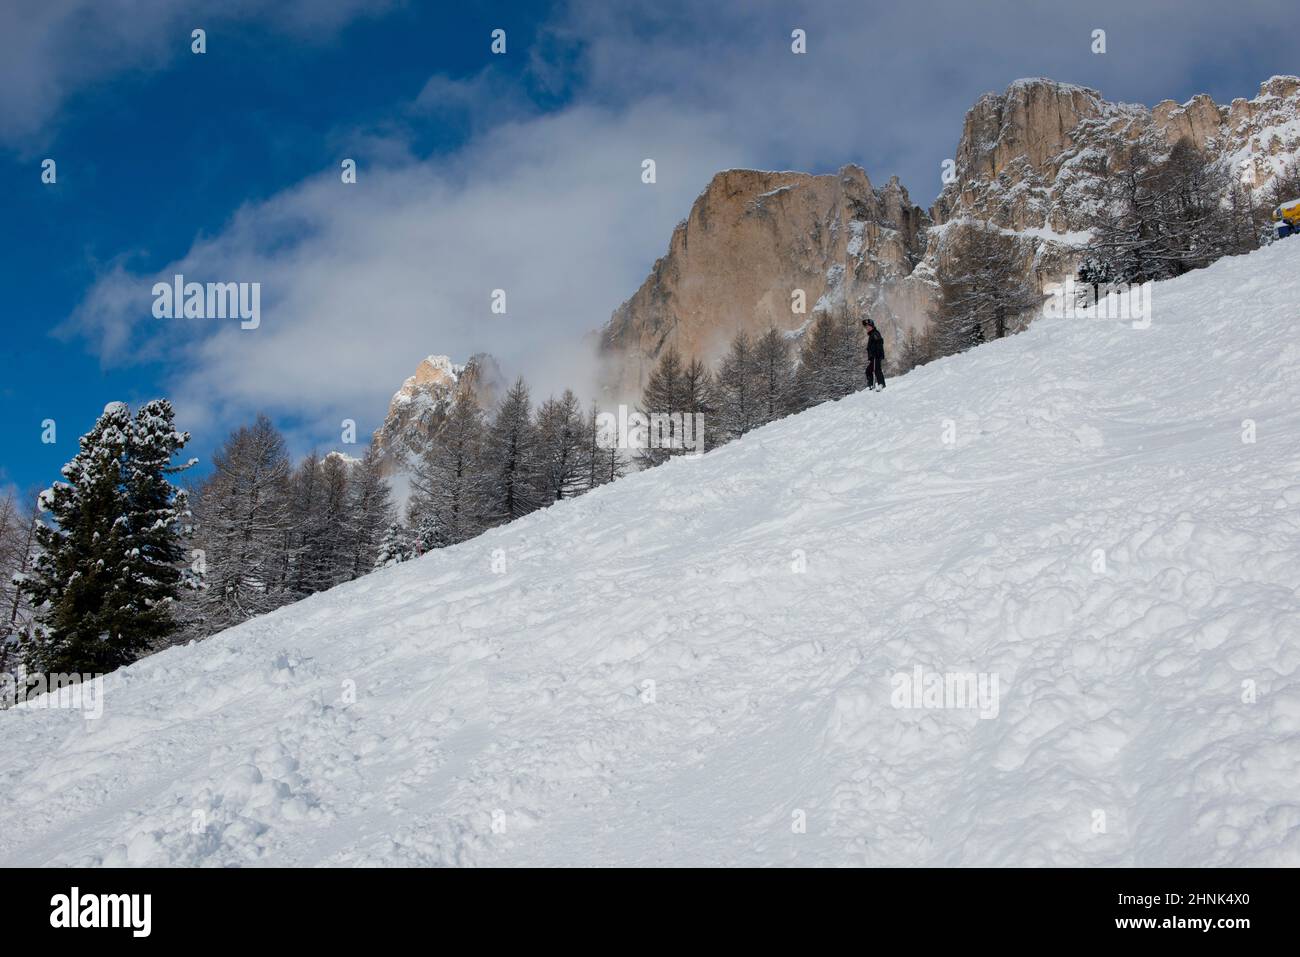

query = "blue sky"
(1, 0), (1296, 496)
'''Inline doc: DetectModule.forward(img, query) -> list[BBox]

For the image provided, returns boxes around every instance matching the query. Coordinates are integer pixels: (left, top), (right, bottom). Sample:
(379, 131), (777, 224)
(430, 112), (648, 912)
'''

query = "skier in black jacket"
(863, 318), (886, 391)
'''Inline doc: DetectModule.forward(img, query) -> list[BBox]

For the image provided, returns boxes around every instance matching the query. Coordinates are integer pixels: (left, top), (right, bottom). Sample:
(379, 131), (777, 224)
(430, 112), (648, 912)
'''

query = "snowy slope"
(4, 242), (1300, 867)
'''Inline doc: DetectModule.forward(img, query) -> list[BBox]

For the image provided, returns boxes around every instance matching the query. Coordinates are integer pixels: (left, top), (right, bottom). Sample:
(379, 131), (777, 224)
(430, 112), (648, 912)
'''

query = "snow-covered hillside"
(4, 242), (1300, 867)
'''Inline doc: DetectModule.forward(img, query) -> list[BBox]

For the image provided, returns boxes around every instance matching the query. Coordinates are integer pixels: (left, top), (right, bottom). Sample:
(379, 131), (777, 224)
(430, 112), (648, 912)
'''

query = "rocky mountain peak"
(407, 354), (461, 390)
(597, 163), (929, 400)
(372, 352), (503, 482)
(936, 75), (1300, 231)
(594, 75), (1300, 404)
(960, 78), (1109, 181)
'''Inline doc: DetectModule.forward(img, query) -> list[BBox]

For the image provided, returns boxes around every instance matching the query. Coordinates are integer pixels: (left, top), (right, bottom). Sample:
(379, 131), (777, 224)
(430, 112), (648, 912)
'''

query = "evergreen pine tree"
(637, 346), (685, 469)
(411, 394), (487, 545)
(307, 453), (352, 591)
(343, 446), (394, 579)
(679, 356), (716, 451)
(20, 402), (170, 674)
(481, 378), (542, 525)
(894, 326), (936, 376)
(1076, 254), (1118, 309)
(0, 489), (40, 674)
(580, 404), (627, 491)
(188, 415), (293, 634)
(113, 399), (194, 651)
(286, 450), (322, 595)
(752, 327), (795, 425)
(373, 521), (417, 569)
(406, 499), (449, 553)
(23, 404), (131, 671)
(932, 224), (1040, 357)
(792, 312), (860, 410)
(715, 329), (762, 441)
(536, 390), (586, 502)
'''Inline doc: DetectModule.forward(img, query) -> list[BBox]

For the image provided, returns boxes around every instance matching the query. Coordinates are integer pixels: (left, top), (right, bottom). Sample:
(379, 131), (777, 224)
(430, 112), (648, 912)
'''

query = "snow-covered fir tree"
(116, 399), (194, 652)
(22, 402), (132, 672)
(1075, 253), (1118, 309)
(407, 500), (449, 553)
(373, 521), (417, 569)
(21, 400), (191, 674)
(1086, 138), (1242, 285)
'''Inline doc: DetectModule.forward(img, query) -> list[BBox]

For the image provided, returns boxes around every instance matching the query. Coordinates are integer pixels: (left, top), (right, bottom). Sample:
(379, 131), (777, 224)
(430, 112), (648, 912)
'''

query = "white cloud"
(66, 95), (748, 441)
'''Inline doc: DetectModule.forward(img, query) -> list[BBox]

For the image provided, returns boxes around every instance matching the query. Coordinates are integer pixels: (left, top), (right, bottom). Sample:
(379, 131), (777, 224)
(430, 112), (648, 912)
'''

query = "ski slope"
(3, 242), (1300, 867)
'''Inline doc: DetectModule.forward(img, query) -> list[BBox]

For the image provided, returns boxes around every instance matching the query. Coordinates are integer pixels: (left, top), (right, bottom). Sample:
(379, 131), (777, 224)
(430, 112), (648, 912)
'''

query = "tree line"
(183, 421), (394, 639)
(391, 317), (891, 560)
(1079, 138), (1282, 289)
(0, 313), (887, 681)
(893, 141), (1298, 376)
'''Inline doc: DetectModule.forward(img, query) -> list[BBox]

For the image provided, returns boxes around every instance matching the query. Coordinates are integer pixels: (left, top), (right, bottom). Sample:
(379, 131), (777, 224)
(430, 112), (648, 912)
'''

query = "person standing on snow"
(863, 318), (886, 391)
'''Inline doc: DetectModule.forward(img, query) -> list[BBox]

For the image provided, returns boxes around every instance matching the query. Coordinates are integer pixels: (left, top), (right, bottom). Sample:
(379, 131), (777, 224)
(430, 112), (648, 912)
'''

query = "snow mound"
(4, 243), (1300, 867)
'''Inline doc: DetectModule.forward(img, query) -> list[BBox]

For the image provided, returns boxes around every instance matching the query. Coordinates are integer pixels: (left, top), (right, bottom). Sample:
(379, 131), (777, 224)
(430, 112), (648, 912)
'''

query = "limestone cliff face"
(931, 78), (1141, 234)
(598, 166), (929, 400)
(933, 75), (1300, 233)
(1158, 75), (1300, 188)
(920, 76), (1300, 300)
